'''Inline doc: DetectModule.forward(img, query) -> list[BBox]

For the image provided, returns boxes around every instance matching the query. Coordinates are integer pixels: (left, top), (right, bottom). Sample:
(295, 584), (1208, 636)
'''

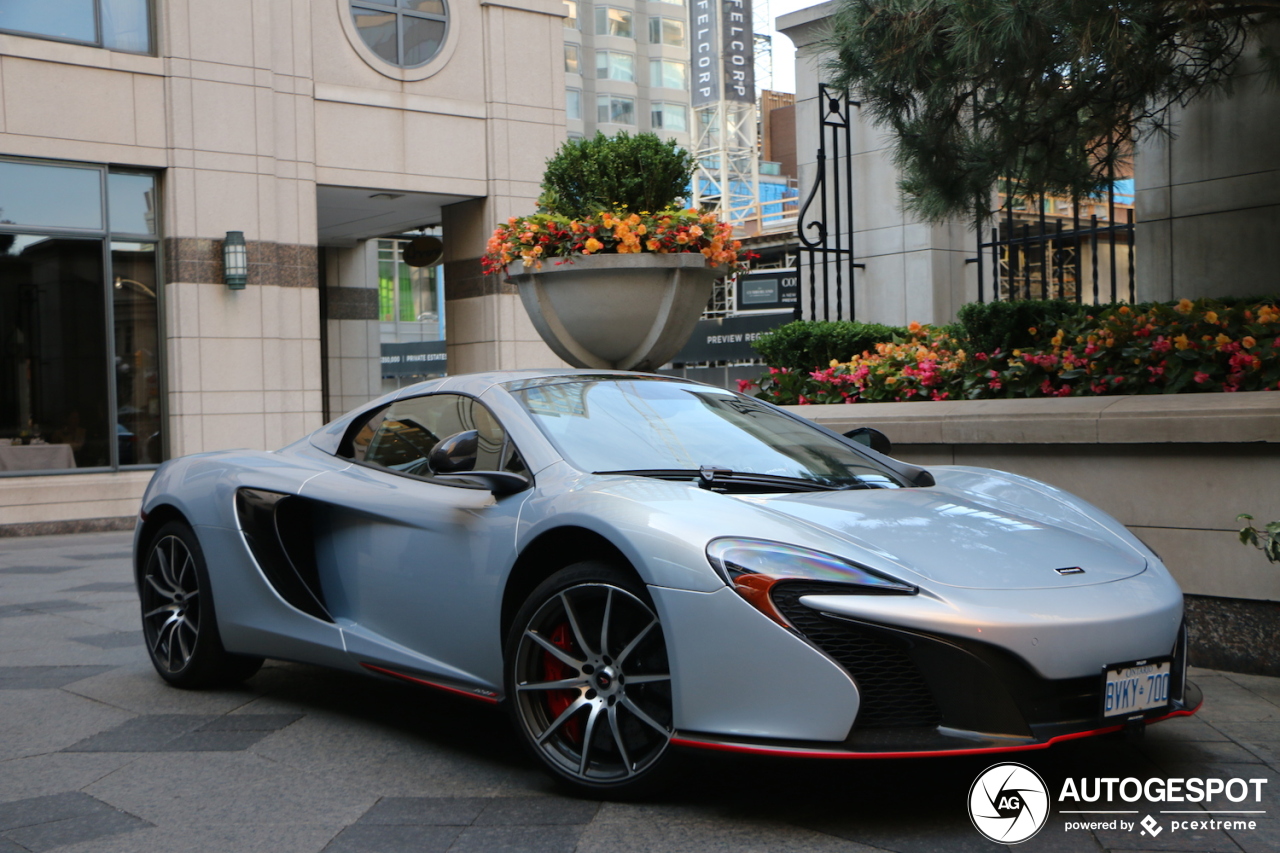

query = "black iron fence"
(975, 188), (1135, 304)
(795, 84), (862, 321)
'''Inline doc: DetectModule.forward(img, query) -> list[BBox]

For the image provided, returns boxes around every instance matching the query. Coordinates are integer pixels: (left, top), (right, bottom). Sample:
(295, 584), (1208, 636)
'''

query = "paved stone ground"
(2, 530), (1279, 852)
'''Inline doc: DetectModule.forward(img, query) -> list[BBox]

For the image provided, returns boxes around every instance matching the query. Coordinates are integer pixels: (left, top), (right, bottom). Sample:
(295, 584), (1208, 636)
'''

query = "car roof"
(394, 368), (703, 398)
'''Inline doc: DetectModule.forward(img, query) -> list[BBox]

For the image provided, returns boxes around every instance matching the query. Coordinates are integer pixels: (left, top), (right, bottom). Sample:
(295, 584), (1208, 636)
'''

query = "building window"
(563, 0), (577, 29)
(649, 58), (687, 90)
(597, 95), (635, 125)
(596, 50), (635, 82)
(648, 16), (686, 47)
(0, 0), (152, 53)
(594, 7), (633, 38)
(651, 102), (688, 132)
(567, 89), (582, 120)
(349, 0), (448, 68)
(565, 43), (580, 74)
(0, 158), (163, 473)
(657, 0), (684, 5)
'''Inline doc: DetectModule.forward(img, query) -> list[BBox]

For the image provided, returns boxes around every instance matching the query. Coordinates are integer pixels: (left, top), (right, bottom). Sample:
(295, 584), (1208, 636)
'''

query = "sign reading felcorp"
(692, 0), (755, 107)
(691, 0), (719, 106)
(721, 0), (754, 102)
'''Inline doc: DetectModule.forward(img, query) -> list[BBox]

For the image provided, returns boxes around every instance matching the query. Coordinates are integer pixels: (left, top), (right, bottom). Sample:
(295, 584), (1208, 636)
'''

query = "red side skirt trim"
(360, 662), (501, 705)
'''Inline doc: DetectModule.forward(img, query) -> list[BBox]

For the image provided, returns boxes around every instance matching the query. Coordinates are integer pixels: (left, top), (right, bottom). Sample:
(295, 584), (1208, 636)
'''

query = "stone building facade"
(0, 0), (567, 532)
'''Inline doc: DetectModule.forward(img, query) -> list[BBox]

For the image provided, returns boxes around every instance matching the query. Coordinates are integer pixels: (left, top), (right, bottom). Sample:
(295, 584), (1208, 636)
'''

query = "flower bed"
(747, 298), (1280, 405)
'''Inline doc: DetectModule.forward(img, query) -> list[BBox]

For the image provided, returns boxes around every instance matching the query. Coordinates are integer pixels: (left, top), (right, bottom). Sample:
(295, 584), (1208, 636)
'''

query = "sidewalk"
(1, 530), (1277, 852)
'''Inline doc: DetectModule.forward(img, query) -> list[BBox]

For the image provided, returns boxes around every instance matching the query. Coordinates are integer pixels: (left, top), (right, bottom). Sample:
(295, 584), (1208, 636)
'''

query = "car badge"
(1054, 566), (1086, 575)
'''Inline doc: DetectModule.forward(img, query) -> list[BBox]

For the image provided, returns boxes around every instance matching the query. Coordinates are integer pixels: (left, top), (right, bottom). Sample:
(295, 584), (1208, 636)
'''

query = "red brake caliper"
(543, 622), (582, 743)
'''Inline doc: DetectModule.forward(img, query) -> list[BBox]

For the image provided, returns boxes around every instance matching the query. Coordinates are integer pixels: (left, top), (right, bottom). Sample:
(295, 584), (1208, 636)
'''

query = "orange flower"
(1243, 336), (1258, 349)
(584, 237), (603, 253)
(1175, 298), (1194, 314)
(1204, 311), (1219, 324)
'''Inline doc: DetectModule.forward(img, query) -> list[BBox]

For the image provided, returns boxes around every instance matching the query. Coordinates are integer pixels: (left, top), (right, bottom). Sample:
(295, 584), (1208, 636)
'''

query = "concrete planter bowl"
(507, 253), (725, 372)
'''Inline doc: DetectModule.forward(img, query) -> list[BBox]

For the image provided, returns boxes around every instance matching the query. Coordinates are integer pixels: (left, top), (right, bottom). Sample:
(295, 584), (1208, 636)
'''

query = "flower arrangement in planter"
(480, 132), (752, 371)
(746, 296), (1280, 404)
(480, 208), (742, 275)
(481, 131), (748, 275)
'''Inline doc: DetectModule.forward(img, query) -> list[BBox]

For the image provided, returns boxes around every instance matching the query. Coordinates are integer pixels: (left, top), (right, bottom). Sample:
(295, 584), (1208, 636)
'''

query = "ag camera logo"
(969, 763), (1051, 844)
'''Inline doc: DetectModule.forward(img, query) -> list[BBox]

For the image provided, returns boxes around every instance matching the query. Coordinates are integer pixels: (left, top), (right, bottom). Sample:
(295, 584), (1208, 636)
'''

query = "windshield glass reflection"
(505, 377), (904, 488)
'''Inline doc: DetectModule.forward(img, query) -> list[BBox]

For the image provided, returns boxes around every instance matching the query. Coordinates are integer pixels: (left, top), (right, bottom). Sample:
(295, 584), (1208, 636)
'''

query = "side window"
(342, 394), (526, 479)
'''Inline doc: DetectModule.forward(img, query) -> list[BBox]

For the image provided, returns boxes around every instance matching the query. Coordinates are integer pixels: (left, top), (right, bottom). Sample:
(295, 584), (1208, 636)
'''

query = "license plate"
(1102, 659), (1172, 718)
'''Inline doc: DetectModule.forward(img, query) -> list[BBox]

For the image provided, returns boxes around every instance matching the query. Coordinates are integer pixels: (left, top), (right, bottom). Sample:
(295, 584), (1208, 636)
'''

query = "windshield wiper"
(594, 466), (873, 492)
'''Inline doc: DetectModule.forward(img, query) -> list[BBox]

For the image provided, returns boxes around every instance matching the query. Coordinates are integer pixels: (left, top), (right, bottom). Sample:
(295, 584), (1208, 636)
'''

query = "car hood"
(742, 486), (1147, 590)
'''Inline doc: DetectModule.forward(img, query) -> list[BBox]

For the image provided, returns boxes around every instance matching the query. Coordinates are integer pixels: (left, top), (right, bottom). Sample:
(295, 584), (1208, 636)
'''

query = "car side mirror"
(844, 426), (892, 456)
(435, 471), (530, 496)
(429, 430), (478, 473)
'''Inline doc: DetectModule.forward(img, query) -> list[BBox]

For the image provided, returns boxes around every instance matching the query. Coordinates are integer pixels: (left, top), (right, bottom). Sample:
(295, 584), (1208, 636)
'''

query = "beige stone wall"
(790, 392), (1280, 602)
(1135, 23), (1280, 302)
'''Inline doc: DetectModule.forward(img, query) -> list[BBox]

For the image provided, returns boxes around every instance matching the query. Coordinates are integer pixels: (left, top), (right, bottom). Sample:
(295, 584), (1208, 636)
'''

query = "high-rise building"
(562, 0), (692, 146)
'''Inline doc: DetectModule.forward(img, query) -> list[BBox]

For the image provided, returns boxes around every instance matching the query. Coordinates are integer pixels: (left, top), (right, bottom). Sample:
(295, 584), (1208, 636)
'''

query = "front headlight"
(706, 538), (916, 627)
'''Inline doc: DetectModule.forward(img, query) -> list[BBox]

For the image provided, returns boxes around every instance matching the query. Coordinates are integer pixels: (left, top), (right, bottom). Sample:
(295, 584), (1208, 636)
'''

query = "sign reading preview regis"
(691, 0), (755, 107)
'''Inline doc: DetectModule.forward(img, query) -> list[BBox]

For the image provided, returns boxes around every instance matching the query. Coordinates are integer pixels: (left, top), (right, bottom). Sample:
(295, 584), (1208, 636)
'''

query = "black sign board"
(736, 271), (798, 312)
(691, 0), (720, 106)
(721, 0), (754, 102)
(380, 340), (447, 377)
(672, 312), (792, 364)
(692, 0), (756, 107)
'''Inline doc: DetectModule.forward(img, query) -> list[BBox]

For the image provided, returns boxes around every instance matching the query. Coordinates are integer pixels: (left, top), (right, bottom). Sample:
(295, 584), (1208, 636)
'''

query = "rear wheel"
(140, 521), (263, 688)
(505, 562), (675, 797)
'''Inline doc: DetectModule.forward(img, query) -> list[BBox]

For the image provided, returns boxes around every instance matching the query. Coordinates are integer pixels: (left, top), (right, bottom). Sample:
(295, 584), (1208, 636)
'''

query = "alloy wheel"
(512, 581), (673, 785)
(141, 534), (202, 674)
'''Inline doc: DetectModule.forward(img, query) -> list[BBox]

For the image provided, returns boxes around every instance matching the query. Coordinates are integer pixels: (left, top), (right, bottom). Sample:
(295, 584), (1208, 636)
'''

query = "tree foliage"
(823, 1), (1280, 222)
(538, 132), (695, 218)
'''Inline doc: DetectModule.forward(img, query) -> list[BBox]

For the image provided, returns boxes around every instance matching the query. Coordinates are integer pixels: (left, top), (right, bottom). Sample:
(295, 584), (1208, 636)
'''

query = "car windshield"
(504, 376), (906, 489)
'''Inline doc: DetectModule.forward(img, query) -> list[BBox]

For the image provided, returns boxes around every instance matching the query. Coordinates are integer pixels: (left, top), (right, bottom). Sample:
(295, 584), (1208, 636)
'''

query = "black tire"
(139, 520), (263, 688)
(504, 561), (676, 798)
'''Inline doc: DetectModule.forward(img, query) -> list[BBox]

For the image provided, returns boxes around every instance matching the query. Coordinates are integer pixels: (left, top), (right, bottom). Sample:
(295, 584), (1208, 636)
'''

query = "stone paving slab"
(2, 530), (1280, 852)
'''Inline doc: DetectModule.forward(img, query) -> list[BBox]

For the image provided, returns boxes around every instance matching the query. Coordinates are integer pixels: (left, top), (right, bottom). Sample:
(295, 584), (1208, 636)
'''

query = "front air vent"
(771, 582), (941, 728)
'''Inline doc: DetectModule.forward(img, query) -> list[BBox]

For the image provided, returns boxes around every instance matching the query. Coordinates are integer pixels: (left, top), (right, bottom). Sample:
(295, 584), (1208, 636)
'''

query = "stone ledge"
(0, 516), (135, 538)
(787, 390), (1280, 444)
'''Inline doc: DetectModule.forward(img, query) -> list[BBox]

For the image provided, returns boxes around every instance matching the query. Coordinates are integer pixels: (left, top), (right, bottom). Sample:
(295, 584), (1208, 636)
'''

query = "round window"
(349, 0), (448, 69)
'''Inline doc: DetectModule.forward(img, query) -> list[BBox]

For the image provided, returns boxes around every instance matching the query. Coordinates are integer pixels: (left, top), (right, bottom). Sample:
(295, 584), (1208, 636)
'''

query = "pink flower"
(736, 379), (755, 393)
(797, 395), (810, 405)
(1194, 371), (1210, 384)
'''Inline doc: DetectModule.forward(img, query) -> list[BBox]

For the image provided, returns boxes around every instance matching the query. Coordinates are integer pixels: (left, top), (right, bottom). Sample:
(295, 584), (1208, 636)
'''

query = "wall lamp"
(223, 231), (248, 290)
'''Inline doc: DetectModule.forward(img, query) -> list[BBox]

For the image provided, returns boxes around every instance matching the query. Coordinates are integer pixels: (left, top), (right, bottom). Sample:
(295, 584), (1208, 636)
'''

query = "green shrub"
(538, 132), (695, 219)
(751, 320), (905, 372)
(954, 300), (1084, 356)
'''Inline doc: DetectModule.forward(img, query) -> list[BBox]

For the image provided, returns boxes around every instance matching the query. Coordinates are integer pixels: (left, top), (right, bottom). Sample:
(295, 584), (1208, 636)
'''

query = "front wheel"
(505, 562), (675, 797)
(140, 520), (263, 688)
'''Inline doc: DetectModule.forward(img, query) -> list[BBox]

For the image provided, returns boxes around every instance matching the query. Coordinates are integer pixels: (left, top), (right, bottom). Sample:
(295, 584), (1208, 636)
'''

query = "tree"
(823, 1), (1280, 222)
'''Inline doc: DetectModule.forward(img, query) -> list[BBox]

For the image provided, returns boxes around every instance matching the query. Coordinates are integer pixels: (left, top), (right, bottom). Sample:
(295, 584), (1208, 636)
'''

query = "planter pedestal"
(507, 254), (724, 371)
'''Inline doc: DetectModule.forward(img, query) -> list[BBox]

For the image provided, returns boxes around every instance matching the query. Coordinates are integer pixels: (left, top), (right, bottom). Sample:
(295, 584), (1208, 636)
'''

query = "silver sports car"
(134, 369), (1200, 795)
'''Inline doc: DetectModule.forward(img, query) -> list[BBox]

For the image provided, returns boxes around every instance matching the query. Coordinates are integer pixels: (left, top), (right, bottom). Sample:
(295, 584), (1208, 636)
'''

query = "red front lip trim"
(671, 700), (1202, 760)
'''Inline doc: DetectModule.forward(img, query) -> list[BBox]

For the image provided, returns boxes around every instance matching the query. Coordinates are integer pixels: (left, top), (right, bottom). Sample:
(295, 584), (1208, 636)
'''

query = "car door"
(303, 392), (531, 693)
